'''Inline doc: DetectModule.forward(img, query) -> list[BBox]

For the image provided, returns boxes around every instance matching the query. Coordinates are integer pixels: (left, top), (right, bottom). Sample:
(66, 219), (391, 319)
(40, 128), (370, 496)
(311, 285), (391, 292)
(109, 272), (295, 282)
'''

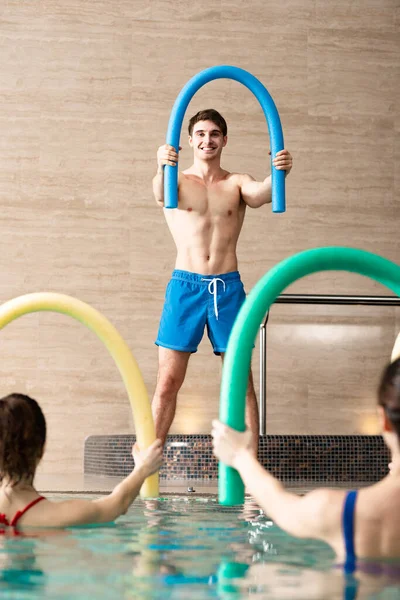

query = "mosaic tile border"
(84, 434), (390, 482)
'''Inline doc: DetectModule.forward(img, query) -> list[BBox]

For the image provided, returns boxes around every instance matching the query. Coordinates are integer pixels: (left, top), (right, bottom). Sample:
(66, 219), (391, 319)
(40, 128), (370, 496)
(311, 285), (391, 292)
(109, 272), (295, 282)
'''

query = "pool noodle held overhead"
(164, 65), (286, 213)
(0, 292), (159, 499)
(219, 247), (400, 506)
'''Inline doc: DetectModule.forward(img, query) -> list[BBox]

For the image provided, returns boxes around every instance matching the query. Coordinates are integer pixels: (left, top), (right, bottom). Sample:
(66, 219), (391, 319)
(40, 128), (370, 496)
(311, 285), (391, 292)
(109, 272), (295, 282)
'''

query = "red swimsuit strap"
(10, 496), (45, 527)
(0, 513), (10, 527)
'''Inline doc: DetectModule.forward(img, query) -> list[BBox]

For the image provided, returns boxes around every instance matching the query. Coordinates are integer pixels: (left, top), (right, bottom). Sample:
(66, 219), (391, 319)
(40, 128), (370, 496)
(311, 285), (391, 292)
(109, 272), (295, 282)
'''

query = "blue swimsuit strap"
(343, 490), (358, 568)
(342, 490), (359, 600)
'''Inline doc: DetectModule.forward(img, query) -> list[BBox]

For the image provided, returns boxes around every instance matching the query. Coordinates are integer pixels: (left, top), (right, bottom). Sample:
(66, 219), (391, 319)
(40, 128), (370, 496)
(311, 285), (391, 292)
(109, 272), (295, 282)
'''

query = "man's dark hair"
(188, 109), (227, 137)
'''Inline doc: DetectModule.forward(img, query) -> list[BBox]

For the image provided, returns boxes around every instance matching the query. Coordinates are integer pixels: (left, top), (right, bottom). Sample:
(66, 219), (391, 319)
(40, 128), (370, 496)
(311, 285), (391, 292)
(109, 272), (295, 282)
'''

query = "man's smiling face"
(189, 120), (227, 161)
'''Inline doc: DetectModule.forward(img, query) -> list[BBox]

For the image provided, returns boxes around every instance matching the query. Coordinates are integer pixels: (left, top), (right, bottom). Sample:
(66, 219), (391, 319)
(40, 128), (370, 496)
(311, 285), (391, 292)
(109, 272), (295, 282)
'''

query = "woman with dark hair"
(212, 359), (400, 569)
(0, 394), (162, 528)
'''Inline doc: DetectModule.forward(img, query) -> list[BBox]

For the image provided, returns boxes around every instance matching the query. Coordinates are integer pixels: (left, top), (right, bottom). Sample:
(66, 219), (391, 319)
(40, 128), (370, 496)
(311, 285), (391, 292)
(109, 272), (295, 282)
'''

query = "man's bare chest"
(179, 176), (242, 217)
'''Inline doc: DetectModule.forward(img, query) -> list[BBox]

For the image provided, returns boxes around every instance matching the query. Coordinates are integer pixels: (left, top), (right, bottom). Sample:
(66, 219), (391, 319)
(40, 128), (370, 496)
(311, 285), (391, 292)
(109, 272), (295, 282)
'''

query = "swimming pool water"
(1, 495), (399, 599)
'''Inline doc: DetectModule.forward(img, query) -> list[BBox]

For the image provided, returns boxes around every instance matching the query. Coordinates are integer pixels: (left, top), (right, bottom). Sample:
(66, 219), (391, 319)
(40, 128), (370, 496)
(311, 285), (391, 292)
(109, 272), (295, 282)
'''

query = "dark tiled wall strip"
(84, 435), (390, 482)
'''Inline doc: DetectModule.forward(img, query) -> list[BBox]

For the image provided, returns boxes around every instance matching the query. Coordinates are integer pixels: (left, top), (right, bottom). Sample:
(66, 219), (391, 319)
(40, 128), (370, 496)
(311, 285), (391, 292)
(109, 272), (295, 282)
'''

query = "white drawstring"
(201, 277), (226, 320)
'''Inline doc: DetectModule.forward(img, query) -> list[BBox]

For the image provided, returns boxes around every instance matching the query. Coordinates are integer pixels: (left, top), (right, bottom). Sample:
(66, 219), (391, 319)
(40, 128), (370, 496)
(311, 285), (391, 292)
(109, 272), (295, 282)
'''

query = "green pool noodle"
(219, 247), (400, 505)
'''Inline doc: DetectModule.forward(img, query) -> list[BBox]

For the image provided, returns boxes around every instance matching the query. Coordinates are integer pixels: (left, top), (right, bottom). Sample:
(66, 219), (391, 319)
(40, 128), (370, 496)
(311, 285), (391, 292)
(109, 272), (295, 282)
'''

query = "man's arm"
(240, 150), (293, 209)
(152, 170), (165, 207)
(239, 173), (272, 208)
(152, 144), (181, 207)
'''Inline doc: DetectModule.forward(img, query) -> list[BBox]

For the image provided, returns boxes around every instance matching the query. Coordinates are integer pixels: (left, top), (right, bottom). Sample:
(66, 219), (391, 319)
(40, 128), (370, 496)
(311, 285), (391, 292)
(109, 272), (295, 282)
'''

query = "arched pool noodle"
(164, 65), (285, 213)
(392, 332), (400, 362)
(0, 292), (158, 498)
(219, 247), (400, 506)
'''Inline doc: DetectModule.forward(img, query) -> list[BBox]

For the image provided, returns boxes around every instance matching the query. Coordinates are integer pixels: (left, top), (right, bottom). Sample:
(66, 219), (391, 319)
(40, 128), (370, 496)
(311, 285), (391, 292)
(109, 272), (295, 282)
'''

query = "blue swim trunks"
(156, 270), (246, 355)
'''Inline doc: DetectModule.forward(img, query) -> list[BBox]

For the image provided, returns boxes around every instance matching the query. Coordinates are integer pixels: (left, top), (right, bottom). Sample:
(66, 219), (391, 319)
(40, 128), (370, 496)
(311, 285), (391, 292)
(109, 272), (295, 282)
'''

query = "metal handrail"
(259, 294), (400, 435)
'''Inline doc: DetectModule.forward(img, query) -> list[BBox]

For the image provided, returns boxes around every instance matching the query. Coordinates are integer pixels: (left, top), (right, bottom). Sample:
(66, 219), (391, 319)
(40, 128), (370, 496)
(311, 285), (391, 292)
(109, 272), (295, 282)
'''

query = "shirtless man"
(152, 109), (293, 454)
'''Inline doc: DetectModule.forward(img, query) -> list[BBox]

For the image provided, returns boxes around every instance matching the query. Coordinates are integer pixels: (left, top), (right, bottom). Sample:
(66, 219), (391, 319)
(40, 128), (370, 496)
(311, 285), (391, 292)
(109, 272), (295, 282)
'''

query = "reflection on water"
(0, 495), (399, 599)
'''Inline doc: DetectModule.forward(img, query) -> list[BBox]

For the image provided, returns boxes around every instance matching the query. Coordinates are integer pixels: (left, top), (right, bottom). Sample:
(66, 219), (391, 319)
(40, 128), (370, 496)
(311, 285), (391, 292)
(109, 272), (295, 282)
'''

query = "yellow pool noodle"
(0, 292), (158, 498)
(392, 332), (400, 362)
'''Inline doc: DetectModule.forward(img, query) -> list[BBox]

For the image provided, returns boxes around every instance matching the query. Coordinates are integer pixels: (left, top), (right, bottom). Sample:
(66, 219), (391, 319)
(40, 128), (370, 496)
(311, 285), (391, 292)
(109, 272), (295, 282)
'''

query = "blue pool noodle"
(164, 65), (285, 213)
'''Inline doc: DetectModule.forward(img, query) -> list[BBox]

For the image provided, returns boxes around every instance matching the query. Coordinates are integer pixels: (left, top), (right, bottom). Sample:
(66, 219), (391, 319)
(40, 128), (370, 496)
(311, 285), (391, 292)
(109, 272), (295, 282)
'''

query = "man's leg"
(245, 369), (260, 457)
(152, 347), (191, 446)
(207, 273), (260, 456)
(220, 354), (259, 457)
